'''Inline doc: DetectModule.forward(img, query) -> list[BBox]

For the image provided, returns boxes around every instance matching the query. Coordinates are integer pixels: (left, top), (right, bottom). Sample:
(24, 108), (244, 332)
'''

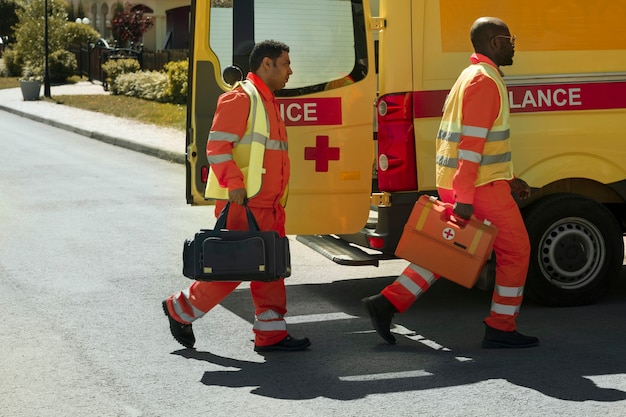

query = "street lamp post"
(43, 0), (51, 97)
(75, 18), (91, 81)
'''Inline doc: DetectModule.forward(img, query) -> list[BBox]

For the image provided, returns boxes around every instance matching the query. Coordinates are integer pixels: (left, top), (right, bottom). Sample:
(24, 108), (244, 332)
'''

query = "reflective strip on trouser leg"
(251, 279), (289, 346)
(253, 309), (287, 332)
(170, 288), (206, 323)
(469, 181), (530, 332)
(381, 263), (439, 313)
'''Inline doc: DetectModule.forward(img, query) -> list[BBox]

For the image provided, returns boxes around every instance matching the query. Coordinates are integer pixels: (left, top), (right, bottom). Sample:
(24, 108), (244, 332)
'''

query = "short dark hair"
(249, 40), (290, 72)
(470, 18), (506, 51)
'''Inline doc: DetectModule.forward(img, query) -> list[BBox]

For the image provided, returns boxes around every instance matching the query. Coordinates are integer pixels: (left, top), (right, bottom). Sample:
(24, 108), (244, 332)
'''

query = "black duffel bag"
(182, 202), (291, 281)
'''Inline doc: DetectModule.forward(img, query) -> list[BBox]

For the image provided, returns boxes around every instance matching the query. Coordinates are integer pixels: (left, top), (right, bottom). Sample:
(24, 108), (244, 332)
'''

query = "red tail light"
(376, 93), (417, 192)
(367, 235), (386, 250)
(201, 165), (209, 183)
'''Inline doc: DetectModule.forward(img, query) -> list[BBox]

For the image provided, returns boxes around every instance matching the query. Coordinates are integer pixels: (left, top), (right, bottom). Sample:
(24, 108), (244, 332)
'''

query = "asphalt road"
(1, 111), (626, 417)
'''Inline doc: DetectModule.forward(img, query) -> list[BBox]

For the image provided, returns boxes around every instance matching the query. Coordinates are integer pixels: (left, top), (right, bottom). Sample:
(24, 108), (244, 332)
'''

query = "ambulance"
(185, 0), (626, 307)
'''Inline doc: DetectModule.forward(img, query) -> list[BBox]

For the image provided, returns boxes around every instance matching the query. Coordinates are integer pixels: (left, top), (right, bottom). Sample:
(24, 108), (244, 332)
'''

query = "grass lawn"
(0, 77), (19, 89)
(50, 94), (187, 131)
(0, 74), (186, 130)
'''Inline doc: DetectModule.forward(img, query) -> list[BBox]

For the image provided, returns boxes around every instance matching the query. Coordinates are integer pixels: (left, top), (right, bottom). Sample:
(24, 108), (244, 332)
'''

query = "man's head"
(249, 40), (292, 92)
(470, 17), (515, 67)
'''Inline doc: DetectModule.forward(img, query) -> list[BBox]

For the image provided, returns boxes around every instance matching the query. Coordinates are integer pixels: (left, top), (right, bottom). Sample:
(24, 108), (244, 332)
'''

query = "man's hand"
(510, 178), (531, 200)
(228, 188), (247, 205)
(453, 202), (474, 220)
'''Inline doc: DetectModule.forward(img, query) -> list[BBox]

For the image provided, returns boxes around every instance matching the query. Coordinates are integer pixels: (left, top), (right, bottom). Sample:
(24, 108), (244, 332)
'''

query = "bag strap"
(213, 198), (261, 232)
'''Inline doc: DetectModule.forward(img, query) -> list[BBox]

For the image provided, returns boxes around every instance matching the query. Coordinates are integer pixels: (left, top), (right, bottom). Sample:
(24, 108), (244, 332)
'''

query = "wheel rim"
(537, 217), (606, 289)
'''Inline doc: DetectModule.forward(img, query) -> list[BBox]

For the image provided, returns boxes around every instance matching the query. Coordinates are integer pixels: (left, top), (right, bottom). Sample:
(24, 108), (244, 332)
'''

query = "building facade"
(69, 0), (191, 50)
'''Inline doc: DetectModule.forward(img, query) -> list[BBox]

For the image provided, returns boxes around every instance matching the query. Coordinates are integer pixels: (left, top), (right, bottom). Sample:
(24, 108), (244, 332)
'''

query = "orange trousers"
(382, 180), (530, 331)
(165, 202), (289, 347)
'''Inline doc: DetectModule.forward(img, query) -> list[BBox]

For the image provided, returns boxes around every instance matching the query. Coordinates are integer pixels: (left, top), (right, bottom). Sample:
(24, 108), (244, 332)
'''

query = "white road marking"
(339, 369), (433, 382)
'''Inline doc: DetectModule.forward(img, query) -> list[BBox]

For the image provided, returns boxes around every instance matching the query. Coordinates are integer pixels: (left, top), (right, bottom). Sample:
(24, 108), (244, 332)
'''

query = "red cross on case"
(304, 135), (340, 172)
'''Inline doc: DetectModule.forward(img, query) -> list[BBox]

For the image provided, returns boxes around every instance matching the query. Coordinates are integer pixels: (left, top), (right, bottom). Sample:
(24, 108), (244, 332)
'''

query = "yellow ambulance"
(186, 0), (625, 307)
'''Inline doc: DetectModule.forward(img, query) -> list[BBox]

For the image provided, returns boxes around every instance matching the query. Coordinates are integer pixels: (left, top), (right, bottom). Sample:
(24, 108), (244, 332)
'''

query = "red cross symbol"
(442, 227), (455, 240)
(304, 135), (340, 172)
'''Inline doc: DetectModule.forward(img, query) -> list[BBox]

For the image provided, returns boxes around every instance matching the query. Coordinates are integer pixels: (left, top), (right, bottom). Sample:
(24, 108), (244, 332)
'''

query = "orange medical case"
(395, 195), (498, 288)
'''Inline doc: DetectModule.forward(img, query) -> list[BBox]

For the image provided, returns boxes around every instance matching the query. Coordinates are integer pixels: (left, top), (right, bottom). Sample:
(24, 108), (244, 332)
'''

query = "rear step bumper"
(296, 234), (396, 266)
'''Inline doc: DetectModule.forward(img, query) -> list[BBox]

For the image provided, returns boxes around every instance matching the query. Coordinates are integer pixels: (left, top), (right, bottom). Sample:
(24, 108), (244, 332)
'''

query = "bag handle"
(213, 198), (261, 232)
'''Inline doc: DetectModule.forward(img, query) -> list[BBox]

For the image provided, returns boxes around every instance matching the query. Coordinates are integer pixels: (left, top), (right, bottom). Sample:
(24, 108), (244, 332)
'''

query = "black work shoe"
(482, 323), (539, 349)
(162, 300), (195, 349)
(362, 294), (397, 345)
(254, 335), (311, 352)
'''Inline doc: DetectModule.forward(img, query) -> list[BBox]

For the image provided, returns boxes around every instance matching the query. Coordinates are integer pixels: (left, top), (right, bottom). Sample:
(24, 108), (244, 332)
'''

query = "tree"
(110, 2), (154, 47)
(0, 0), (20, 44)
(13, 0), (68, 75)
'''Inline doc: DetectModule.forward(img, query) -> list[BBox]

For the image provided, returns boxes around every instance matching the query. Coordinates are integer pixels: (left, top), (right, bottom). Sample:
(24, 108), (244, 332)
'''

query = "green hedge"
(101, 58), (188, 104)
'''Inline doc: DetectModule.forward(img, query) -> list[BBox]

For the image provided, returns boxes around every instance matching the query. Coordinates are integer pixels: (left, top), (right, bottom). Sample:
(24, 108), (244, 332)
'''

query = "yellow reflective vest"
(204, 80), (269, 200)
(436, 62), (514, 190)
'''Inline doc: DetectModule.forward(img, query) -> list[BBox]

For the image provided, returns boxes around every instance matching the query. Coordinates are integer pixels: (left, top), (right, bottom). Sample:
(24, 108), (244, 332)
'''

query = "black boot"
(162, 300), (196, 349)
(482, 323), (539, 349)
(362, 294), (397, 344)
(254, 335), (311, 352)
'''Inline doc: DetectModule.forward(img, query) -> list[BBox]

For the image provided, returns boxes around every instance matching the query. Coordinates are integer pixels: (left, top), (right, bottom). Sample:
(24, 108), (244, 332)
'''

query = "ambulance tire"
(522, 193), (624, 307)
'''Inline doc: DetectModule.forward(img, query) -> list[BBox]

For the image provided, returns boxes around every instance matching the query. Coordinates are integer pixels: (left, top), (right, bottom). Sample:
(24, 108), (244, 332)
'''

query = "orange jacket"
(206, 73), (290, 208)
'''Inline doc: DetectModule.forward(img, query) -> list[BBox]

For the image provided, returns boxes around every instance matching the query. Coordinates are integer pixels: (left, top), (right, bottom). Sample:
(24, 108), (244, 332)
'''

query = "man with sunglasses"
(363, 17), (539, 349)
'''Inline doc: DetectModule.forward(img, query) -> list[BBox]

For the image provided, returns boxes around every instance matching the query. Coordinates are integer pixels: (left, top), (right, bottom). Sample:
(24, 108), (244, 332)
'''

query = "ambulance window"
(209, 0), (368, 96)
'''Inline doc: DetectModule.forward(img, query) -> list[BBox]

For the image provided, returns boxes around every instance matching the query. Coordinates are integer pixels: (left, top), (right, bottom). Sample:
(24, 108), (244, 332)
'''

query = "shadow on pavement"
(173, 265), (626, 402)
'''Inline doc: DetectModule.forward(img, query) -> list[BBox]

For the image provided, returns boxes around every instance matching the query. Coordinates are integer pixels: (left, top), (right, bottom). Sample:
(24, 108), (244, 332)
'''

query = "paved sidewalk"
(0, 81), (186, 164)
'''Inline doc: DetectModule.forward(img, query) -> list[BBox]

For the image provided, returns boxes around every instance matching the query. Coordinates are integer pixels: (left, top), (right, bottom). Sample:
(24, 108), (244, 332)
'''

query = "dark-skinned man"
(362, 17), (539, 349)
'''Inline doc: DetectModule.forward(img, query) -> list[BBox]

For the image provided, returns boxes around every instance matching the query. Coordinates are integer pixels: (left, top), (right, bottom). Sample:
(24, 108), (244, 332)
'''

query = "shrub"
(48, 49), (77, 83)
(65, 21), (101, 47)
(162, 60), (188, 104)
(1, 48), (21, 77)
(21, 61), (44, 81)
(114, 70), (167, 101)
(101, 58), (140, 91)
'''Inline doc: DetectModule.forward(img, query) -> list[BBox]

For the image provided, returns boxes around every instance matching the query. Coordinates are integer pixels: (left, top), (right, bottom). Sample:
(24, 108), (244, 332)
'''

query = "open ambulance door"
(186, 0), (377, 235)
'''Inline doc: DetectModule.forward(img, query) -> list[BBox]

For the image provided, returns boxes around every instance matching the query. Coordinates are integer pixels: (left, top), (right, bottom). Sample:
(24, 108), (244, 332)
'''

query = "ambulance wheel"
(522, 193), (624, 307)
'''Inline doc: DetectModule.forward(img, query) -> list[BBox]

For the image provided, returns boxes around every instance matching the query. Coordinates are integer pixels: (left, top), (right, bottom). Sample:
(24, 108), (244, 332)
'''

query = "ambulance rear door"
(186, 0), (377, 235)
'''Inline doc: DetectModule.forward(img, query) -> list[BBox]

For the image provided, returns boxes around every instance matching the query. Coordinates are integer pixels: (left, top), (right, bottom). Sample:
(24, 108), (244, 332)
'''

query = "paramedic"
(163, 40), (311, 352)
(362, 17), (539, 349)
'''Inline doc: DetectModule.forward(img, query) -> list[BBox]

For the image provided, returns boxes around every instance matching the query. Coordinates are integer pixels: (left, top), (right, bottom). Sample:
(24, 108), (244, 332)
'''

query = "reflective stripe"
(253, 319), (287, 332)
(266, 138), (288, 151)
(207, 154), (233, 164)
(437, 128), (510, 143)
(487, 129), (510, 141)
(482, 152), (511, 165)
(491, 302), (520, 316)
(461, 125), (489, 139)
(256, 309), (284, 321)
(458, 149), (482, 163)
(495, 285), (524, 298)
(173, 289), (206, 322)
(408, 263), (436, 285)
(396, 264), (436, 296)
(208, 131), (239, 143)
(437, 152), (510, 168)
(250, 132), (265, 145)
(436, 154), (457, 168)
(397, 275), (422, 296)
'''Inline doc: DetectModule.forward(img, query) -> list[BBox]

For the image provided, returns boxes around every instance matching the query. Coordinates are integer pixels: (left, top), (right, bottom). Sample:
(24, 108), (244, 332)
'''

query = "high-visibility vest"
(204, 80), (269, 200)
(435, 63), (513, 189)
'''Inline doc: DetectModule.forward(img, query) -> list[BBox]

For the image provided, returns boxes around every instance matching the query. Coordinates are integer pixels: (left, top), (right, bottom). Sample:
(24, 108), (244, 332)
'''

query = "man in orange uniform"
(363, 17), (539, 348)
(163, 40), (310, 352)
